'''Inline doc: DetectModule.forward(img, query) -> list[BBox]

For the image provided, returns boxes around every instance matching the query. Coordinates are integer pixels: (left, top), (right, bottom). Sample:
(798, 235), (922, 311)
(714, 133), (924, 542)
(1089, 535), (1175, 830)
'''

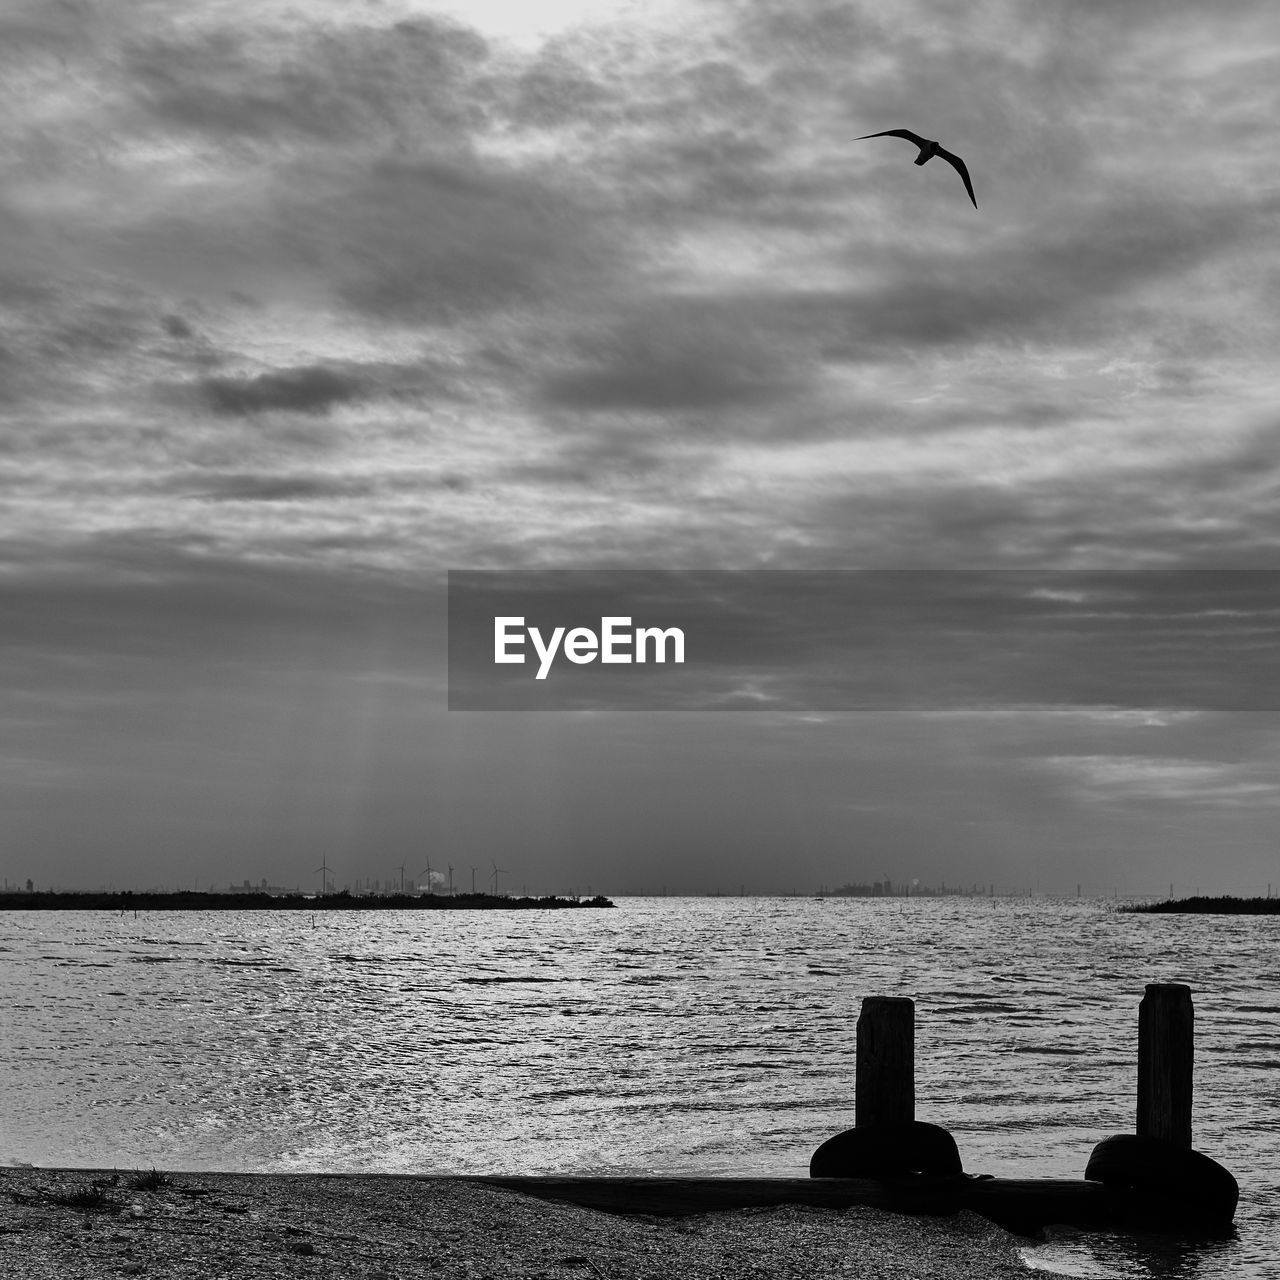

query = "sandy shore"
(0, 1167), (1035, 1279)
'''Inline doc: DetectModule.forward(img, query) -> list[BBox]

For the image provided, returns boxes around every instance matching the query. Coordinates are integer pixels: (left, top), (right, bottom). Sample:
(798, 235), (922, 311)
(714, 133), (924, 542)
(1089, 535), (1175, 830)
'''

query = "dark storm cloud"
(197, 364), (372, 416)
(105, 149), (624, 322)
(795, 404), (1280, 568)
(175, 473), (378, 503)
(500, 431), (694, 489)
(802, 466), (1273, 572)
(189, 355), (464, 417)
(508, 47), (613, 130)
(17, 0), (1270, 448)
(327, 157), (618, 322)
(549, 4), (1023, 229)
(0, 286), (221, 416)
(528, 176), (1264, 433)
(3, 284), (203, 361)
(541, 54), (813, 229)
(32, 297), (156, 360)
(539, 304), (809, 412)
(167, 467), (473, 506)
(805, 191), (1268, 354)
(0, 0), (111, 60)
(123, 18), (491, 144)
(528, 151), (1268, 435)
(1062, 429), (1280, 567)
(0, 539), (442, 669)
(1, 10), (624, 325)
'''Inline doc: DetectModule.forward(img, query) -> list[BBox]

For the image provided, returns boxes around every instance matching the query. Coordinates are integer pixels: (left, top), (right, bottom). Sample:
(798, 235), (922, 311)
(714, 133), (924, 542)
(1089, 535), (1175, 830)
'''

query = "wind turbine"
(447, 864), (454, 896)
(396, 863), (406, 895)
(313, 857), (332, 897)
(491, 860), (509, 896)
(420, 857), (434, 895)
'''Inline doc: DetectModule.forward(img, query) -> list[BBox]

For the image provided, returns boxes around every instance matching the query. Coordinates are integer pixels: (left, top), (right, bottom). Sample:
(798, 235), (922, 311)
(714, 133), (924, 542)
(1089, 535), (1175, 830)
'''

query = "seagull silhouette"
(858, 130), (977, 208)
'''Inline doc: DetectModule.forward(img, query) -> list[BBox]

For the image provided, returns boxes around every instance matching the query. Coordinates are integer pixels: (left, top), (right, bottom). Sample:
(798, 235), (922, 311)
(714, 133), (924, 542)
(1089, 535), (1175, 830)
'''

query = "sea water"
(1, 897), (1276, 1277)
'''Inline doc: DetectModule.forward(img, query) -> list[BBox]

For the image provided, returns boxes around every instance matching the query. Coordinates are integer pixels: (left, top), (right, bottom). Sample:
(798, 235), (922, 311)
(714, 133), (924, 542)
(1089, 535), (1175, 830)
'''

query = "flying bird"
(858, 130), (977, 208)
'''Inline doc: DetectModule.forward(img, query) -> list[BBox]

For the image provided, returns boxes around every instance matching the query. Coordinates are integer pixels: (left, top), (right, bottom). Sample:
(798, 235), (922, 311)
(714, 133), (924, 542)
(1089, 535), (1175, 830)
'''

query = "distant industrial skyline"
(2, 871), (1262, 904)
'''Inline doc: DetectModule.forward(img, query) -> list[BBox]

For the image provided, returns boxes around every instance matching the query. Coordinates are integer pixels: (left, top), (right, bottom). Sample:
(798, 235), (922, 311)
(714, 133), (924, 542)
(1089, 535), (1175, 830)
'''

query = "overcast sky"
(3, 0), (1279, 895)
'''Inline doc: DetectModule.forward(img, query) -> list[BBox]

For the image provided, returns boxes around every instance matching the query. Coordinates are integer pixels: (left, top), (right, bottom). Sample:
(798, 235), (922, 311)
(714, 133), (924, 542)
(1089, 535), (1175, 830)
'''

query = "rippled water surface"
(1, 898), (1276, 1277)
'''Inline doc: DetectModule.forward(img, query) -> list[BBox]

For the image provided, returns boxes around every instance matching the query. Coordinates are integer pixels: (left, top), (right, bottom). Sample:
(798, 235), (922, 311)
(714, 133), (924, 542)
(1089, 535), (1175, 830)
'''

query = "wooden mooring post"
(497, 982), (1234, 1238)
(1084, 982), (1235, 1230)
(812, 995), (961, 1179)
(1137, 982), (1193, 1148)
(855, 995), (914, 1127)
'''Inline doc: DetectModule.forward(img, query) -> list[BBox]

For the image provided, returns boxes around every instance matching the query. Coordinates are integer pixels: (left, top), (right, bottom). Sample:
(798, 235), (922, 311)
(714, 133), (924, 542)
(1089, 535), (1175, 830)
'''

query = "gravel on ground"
(0, 1167), (1034, 1280)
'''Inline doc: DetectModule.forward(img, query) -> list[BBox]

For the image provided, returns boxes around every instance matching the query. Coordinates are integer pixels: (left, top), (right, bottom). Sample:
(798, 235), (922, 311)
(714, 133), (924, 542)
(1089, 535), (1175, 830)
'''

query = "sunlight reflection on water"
(1, 897), (1276, 1278)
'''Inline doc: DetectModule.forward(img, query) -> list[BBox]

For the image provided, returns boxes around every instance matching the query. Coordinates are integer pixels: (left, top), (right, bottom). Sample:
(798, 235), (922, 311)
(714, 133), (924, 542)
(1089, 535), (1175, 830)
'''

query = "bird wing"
(858, 129), (930, 147)
(936, 147), (977, 208)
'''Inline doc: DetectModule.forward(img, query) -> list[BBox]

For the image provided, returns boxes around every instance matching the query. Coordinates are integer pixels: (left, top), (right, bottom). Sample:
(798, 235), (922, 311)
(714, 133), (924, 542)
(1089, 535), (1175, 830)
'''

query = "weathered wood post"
(812, 994), (960, 1177)
(1085, 982), (1236, 1228)
(1137, 982), (1193, 1148)
(856, 996), (914, 1127)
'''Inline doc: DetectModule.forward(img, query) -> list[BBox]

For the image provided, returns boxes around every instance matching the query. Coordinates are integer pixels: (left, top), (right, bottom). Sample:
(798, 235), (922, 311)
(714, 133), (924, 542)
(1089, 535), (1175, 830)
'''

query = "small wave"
(1018, 1244), (1115, 1277)
(329, 953), (427, 967)
(210, 958), (275, 968)
(458, 975), (560, 984)
(1010, 1046), (1090, 1056)
(1237, 1004), (1280, 1013)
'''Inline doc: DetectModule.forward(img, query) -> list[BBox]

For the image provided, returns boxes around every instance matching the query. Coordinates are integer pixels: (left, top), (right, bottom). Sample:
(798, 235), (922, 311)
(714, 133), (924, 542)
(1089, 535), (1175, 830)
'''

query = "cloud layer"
(3, 0), (1279, 890)
(3, 0), (1278, 573)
